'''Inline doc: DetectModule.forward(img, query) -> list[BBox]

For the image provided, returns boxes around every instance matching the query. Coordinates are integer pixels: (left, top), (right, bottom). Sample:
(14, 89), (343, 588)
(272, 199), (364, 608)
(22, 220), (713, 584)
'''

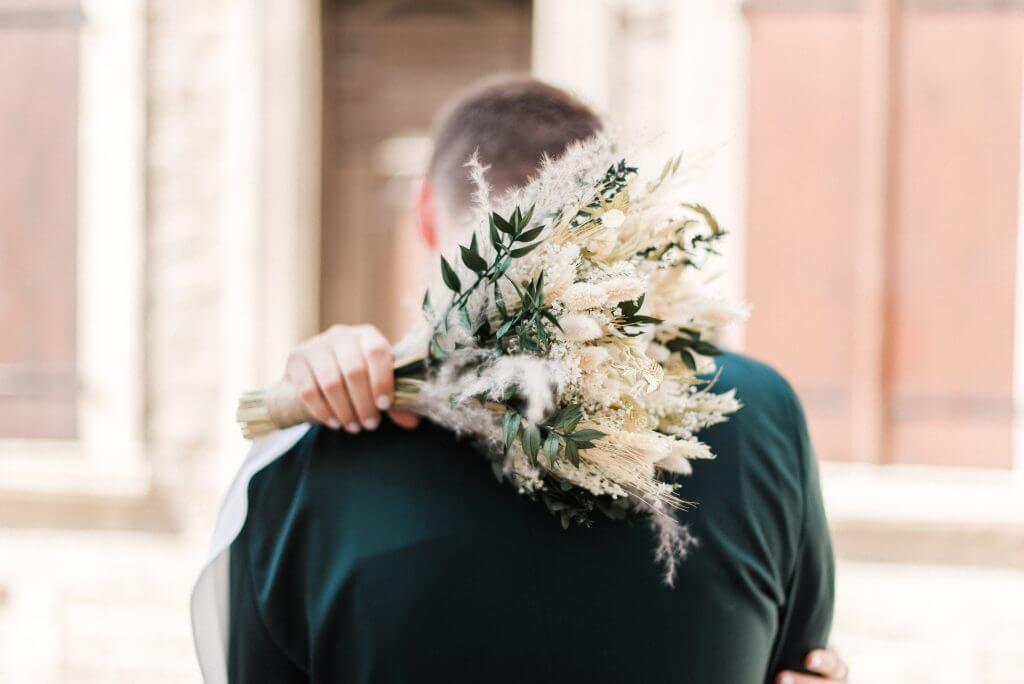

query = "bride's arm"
(282, 324), (420, 433)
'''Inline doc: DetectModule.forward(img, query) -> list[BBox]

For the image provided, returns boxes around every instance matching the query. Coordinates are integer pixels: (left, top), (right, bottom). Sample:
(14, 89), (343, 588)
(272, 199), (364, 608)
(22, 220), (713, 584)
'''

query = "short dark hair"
(427, 75), (603, 213)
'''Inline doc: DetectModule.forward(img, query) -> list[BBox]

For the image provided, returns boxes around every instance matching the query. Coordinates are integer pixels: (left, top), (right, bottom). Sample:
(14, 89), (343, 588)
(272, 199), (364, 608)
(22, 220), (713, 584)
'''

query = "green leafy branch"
(502, 403), (605, 470)
(428, 205), (544, 360)
(495, 271), (562, 354)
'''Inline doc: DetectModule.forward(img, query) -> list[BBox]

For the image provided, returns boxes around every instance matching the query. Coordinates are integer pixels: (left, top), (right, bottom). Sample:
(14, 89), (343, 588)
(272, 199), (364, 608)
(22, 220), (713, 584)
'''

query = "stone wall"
(145, 0), (229, 494)
(0, 2), (233, 681)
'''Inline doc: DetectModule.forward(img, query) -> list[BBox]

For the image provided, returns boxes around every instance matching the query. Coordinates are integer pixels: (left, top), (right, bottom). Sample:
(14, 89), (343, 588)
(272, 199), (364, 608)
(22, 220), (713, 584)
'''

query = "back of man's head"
(427, 76), (603, 225)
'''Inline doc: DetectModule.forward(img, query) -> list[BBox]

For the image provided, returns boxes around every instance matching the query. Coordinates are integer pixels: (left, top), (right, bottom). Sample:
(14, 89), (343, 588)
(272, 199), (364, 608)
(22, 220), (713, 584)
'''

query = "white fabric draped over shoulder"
(190, 423), (312, 684)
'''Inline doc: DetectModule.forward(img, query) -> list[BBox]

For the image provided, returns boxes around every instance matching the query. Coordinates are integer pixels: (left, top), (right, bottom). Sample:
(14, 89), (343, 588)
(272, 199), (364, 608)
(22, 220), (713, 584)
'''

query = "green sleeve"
(228, 527), (308, 683)
(764, 387), (836, 681)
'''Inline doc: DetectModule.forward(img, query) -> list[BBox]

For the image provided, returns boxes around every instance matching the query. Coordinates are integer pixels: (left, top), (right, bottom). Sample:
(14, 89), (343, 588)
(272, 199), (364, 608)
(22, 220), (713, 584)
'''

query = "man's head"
(418, 76), (603, 249)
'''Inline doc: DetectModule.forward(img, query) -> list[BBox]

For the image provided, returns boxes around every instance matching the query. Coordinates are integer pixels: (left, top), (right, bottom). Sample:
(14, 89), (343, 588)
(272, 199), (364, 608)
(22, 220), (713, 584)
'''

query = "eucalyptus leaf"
(510, 242), (541, 258)
(516, 226), (544, 243)
(556, 405), (582, 432)
(502, 411), (521, 455)
(543, 431), (559, 468)
(520, 423), (541, 465)
(665, 338), (690, 353)
(568, 428), (605, 444)
(521, 204), (535, 228)
(532, 273), (545, 307)
(493, 212), (514, 234)
(540, 309), (563, 331)
(506, 277), (525, 302)
(692, 340), (721, 356)
(460, 245), (488, 274)
(563, 439), (580, 467)
(495, 316), (519, 339)
(440, 256), (461, 292)
(489, 217), (502, 250)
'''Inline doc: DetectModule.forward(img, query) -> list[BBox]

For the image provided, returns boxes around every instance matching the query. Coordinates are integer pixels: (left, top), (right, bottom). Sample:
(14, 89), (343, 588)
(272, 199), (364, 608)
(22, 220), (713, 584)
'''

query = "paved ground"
(833, 562), (1024, 684)
(1, 527), (1022, 683)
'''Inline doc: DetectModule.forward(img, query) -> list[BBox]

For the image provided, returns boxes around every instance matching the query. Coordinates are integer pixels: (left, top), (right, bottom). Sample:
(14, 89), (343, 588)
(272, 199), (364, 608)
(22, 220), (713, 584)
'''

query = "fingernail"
(779, 676), (794, 684)
(376, 395), (392, 410)
(345, 422), (360, 434)
(326, 419), (341, 430)
(809, 652), (822, 668)
(364, 417), (379, 430)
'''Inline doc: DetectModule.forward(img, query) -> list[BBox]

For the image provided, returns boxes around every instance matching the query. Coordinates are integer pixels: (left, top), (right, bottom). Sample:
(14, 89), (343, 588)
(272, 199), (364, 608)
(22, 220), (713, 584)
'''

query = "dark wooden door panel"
(320, 0), (531, 338)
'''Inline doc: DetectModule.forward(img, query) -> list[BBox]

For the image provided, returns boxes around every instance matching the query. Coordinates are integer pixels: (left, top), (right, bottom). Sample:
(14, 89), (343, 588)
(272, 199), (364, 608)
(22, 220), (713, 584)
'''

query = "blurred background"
(1, 0), (1023, 681)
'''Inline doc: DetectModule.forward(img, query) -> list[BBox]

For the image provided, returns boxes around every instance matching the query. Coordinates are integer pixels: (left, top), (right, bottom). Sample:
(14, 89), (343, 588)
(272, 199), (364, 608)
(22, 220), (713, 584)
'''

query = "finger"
(806, 649), (847, 680)
(335, 336), (380, 430)
(305, 343), (360, 433)
(387, 409), (420, 430)
(285, 356), (337, 429)
(358, 325), (395, 411)
(776, 672), (840, 684)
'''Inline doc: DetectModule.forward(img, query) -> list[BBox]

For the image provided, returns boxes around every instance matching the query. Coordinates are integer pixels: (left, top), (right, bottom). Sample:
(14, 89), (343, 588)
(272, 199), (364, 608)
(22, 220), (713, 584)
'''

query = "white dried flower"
(559, 282), (607, 311)
(647, 342), (670, 363)
(601, 276), (646, 304)
(559, 313), (604, 342)
(586, 228), (619, 259)
(613, 430), (674, 465)
(541, 243), (581, 301)
(600, 208), (626, 228)
(656, 454), (693, 475)
(670, 438), (714, 460)
(454, 355), (559, 425)
(578, 345), (610, 372)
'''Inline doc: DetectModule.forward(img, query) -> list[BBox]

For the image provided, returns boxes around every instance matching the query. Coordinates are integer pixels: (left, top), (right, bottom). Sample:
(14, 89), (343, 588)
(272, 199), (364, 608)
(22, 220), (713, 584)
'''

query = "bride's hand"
(283, 324), (420, 433)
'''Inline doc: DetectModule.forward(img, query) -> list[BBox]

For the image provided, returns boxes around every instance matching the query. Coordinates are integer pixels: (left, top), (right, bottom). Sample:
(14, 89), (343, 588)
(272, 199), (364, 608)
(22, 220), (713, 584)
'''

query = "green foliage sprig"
(503, 403), (605, 470)
(613, 295), (663, 337)
(664, 327), (722, 371)
(429, 204), (608, 474)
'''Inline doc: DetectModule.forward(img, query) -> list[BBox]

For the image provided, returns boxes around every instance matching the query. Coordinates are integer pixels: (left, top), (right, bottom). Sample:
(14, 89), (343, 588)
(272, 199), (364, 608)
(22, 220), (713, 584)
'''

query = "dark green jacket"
(228, 352), (834, 683)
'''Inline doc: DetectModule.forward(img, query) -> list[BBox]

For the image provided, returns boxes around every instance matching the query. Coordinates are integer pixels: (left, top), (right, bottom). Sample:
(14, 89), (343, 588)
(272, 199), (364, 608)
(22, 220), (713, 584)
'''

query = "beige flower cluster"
(401, 136), (747, 584)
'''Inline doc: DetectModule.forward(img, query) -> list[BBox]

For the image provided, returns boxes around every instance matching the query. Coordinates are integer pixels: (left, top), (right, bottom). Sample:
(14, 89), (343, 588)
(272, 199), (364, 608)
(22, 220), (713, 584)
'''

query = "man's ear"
(416, 181), (438, 251)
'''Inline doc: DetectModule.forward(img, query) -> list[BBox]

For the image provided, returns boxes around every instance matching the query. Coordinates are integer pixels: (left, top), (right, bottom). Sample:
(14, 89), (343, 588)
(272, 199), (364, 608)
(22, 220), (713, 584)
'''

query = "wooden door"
(320, 0), (532, 339)
(744, 1), (1024, 467)
(0, 0), (80, 438)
